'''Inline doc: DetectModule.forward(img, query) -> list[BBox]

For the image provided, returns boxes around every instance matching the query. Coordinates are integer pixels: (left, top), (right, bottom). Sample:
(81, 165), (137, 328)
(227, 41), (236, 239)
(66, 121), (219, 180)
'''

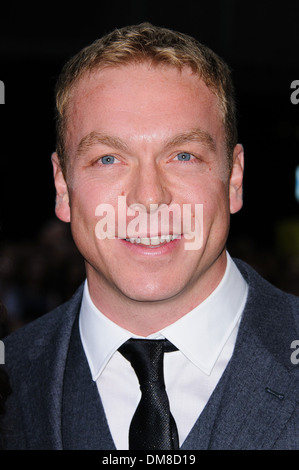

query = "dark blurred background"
(0, 1), (298, 335)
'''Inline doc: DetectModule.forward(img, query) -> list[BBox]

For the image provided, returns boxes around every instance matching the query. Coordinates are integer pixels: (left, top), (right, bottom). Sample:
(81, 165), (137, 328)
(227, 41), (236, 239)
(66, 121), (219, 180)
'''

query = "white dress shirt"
(79, 252), (248, 449)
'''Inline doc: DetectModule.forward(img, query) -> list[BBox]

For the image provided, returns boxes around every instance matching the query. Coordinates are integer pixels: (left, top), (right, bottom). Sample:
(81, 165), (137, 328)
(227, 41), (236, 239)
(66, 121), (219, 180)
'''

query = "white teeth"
(139, 238), (150, 245)
(125, 234), (180, 245)
(149, 237), (161, 245)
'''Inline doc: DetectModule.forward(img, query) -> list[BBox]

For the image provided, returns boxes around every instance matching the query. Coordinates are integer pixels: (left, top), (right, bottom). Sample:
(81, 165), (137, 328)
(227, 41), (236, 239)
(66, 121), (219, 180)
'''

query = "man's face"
(52, 63), (243, 306)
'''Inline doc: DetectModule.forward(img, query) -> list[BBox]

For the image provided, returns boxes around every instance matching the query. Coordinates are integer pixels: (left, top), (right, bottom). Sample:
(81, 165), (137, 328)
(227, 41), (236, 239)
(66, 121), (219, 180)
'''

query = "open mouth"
(124, 234), (181, 246)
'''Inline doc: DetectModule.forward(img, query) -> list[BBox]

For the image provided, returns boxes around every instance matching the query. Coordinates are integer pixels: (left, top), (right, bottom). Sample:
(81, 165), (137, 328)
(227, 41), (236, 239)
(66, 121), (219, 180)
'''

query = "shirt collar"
(79, 252), (248, 379)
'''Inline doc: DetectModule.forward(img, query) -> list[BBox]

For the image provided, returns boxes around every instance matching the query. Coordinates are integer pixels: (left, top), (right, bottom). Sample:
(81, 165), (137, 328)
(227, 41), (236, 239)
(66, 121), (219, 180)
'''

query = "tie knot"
(118, 339), (177, 385)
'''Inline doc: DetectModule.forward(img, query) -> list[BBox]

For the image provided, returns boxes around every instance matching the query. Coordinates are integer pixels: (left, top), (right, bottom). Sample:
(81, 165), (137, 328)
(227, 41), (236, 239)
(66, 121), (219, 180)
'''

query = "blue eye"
(100, 155), (116, 164)
(176, 152), (192, 161)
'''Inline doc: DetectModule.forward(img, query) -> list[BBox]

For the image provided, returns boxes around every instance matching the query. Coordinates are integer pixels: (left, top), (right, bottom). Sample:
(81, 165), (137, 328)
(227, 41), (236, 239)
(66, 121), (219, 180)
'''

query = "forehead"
(65, 63), (223, 151)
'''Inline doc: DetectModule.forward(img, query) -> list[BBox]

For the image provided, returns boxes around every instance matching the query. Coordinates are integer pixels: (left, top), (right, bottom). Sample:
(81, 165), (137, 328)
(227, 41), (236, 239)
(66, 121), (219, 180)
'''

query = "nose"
(126, 161), (172, 212)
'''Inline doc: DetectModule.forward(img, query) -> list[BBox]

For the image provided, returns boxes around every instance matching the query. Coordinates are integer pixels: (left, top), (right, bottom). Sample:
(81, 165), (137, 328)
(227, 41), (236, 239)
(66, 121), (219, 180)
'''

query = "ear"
(229, 144), (244, 214)
(51, 152), (71, 223)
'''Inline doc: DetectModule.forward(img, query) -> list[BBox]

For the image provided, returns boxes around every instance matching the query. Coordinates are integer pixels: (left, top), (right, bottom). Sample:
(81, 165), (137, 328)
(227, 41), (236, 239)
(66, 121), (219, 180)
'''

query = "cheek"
(200, 180), (230, 226)
(68, 182), (123, 244)
(68, 184), (100, 231)
(181, 174), (229, 206)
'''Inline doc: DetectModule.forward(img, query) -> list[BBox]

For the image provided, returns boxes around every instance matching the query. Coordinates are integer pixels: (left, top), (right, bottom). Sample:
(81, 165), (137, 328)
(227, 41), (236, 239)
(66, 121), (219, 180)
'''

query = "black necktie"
(118, 338), (179, 450)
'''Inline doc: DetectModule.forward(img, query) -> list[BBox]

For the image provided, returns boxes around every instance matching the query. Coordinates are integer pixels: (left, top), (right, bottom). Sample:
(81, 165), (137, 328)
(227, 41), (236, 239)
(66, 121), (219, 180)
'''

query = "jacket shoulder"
(234, 258), (299, 352)
(234, 257), (299, 303)
(3, 284), (84, 365)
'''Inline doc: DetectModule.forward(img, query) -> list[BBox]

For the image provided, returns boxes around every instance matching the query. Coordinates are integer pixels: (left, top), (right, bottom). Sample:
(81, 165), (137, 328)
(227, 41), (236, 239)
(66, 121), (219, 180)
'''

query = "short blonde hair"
(55, 23), (237, 174)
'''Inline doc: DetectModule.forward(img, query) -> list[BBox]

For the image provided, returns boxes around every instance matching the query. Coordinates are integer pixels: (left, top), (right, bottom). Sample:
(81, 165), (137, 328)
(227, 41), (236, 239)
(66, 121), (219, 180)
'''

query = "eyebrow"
(76, 127), (216, 157)
(164, 128), (216, 153)
(76, 131), (129, 157)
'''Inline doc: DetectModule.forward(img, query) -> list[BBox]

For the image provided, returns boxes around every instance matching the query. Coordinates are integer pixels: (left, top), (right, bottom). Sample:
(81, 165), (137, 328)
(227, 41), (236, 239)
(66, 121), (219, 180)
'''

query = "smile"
(124, 234), (181, 246)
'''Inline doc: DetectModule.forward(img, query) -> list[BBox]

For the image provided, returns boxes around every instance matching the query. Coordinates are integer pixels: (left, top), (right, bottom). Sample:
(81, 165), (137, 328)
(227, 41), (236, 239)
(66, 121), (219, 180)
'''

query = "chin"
(119, 280), (185, 303)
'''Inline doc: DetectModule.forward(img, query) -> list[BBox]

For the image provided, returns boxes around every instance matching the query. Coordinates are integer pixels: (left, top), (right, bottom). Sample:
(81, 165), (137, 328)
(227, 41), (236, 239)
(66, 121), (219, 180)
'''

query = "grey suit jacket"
(1, 259), (299, 449)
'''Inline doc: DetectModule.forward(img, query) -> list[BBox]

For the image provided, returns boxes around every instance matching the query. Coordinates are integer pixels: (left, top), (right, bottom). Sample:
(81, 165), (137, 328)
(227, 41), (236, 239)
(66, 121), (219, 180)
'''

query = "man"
(3, 23), (299, 450)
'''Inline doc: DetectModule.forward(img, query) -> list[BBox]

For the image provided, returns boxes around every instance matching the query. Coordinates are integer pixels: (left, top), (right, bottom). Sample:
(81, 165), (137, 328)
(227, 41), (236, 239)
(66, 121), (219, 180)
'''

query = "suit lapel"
(23, 286), (84, 449)
(62, 313), (116, 449)
(208, 314), (297, 449)
(182, 260), (298, 450)
(208, 261), (298, 449)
